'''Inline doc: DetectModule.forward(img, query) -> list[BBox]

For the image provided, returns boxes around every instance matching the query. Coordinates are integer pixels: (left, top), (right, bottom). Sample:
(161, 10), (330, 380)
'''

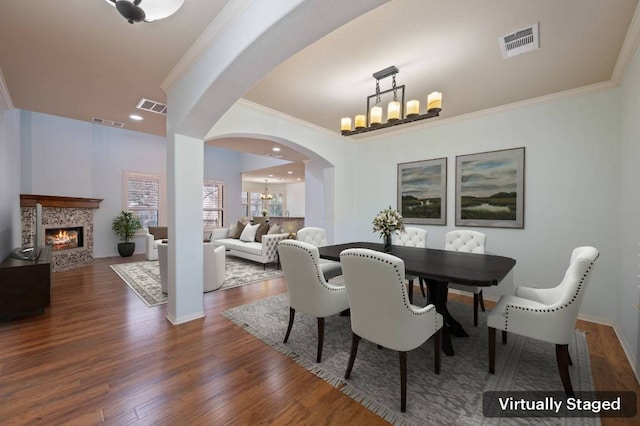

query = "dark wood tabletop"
(318, 242), (515, 288)
(318, 241), (517, 356)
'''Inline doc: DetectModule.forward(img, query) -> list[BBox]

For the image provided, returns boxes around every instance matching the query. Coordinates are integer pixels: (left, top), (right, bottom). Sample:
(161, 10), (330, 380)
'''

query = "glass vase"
(383, 232), (392, 253)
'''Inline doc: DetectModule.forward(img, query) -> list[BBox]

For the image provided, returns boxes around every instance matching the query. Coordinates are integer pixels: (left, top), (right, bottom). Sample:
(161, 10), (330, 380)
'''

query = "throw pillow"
(255, 222), (270, 243)
(203, 231), (212, 242)
(239, 223), (260, 242)
(228, 222), (238, 237)
(231, 221), (246, 239)
(148, 226), (168, 240)
(267, 224), (281, 234)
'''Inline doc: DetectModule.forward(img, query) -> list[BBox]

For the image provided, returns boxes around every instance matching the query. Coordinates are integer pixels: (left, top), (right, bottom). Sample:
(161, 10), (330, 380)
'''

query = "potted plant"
(112, 211), (142, 257)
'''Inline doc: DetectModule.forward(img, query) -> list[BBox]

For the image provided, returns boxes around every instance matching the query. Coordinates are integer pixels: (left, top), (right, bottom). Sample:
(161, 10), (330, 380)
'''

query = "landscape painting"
(397, 158), (447, 225)
(456, 147), (525, 228)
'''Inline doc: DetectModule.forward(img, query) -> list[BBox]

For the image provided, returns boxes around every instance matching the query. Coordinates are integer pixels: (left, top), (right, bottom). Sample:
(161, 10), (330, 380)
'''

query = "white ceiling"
(1, 0), (639, 181)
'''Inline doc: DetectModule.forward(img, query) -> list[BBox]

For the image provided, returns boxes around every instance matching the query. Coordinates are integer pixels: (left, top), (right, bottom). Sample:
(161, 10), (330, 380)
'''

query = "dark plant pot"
(117, 242), (136, 257)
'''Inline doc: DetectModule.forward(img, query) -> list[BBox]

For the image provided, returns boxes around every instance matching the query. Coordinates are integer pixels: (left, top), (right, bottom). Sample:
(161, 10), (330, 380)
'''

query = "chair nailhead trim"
(341, 251), (433, 316)
(503, 261), (594, 331)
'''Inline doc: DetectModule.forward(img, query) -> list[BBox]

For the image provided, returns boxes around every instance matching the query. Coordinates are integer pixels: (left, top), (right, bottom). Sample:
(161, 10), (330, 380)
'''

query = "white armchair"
(340, 248), (443, 413)
(144, 226), (168, 261)
(204, 243), (226, 292)
(487, 246), (599, 395)
(394, 227), (428, 302)
(277, 239), (350, 363)
(157, 241), (226, 293)
(296, 227), (342, 280)
(445, 230), (486, 326)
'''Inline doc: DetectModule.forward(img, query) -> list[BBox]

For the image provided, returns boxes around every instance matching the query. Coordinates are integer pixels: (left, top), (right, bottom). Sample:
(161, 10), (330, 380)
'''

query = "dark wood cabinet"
(0, 245), (51, 320)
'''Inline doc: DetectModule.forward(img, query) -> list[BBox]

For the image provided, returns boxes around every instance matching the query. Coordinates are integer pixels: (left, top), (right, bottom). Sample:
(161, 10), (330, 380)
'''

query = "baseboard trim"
(165, 311), (205, 325)
(613, 323), (640, 385)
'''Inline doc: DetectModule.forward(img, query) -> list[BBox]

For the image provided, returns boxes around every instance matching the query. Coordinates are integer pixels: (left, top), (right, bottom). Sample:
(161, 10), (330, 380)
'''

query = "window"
(242, 192), (263, 218)
(268, 193), (284, 216)
(242, 190), (285, 217)
(203, 180), (224, 229)
(124, 171), (161, 229)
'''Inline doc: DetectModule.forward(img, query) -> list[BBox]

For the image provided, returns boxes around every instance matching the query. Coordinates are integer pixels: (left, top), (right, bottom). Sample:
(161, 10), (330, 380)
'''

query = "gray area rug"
(110, 256), (283, 307)
(222, 292), (599, 426)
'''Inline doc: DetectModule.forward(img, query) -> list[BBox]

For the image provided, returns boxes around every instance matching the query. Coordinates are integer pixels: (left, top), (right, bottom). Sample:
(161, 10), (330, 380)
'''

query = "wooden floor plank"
(0, 257), (636, 425)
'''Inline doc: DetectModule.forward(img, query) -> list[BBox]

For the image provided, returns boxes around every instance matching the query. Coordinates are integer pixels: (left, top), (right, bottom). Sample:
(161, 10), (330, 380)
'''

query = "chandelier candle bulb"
(427, 91), (442, 112)
(406, 100), (420, 116)
(370, 106), (383, 125)
(387, 101), (401, 121)
(341, 117), (352, 132)
(355, 114), (366, 129)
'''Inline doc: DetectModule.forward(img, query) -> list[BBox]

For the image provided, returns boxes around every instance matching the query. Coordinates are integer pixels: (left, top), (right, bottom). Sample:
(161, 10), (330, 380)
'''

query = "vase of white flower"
(372, 206), (405, 253)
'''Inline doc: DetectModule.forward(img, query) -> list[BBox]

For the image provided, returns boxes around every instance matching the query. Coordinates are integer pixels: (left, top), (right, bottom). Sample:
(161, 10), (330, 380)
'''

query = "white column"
(166, 132), (204, 324)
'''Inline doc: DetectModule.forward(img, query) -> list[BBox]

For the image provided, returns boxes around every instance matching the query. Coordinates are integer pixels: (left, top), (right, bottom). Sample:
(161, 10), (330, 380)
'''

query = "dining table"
(318, 241), (516, 356)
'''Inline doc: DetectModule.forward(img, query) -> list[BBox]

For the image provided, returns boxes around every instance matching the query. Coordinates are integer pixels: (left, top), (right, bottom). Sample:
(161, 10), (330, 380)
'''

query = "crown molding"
(351, 80), (618, 142)
(611, 2), (640, 85)
(0, 66), (14, 113)
(160, 0), (254, 92)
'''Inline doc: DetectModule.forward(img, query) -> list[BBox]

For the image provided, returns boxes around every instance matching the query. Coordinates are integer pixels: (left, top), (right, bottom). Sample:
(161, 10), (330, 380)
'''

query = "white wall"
(352, 89), (620, 324)
(617, 41), (640, 376)
(0, 108), (21, 259)
(286, 182), (305, 217)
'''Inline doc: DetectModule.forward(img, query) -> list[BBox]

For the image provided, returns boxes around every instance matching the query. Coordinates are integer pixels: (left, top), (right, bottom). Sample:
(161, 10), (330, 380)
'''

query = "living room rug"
(110, 257), (283, 307)
(222, 293), (599, 426)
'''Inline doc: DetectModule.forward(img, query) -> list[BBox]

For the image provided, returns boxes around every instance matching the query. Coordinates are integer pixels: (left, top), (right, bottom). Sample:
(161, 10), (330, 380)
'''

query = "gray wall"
(618, 39), (640, 378)
(0, 108), (21, 259)
(17, 110), (243, 258)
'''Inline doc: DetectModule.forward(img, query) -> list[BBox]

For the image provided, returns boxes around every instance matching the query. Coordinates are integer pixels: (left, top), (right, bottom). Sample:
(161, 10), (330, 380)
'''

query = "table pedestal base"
(425, 280), (469, 356)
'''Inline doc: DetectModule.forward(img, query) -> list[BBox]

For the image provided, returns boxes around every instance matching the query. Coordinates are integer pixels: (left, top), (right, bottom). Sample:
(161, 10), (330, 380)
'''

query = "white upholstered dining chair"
(487, 246), (599, 395)
(340, 248), (443, 413)
(394, 227), (428, 302)
(296, 226), (342, 280)
(445, 230), (486, 326)
(277, 239), (350, 363)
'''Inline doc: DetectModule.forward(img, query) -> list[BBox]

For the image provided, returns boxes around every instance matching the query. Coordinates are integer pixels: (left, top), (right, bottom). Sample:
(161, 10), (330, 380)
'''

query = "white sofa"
(145, 226), (212, 261)
(212, 227), (287, 268)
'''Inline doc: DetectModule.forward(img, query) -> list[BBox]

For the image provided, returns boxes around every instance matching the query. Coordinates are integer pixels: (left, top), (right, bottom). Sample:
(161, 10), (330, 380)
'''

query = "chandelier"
(340, 66), (442, 136)
(259, 181), (273, 200)
(104, 0), (185, 24)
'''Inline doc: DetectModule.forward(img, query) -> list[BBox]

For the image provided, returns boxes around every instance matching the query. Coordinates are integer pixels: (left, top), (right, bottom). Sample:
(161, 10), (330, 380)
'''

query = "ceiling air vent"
(265, 153), (283, 159)
(136, 98), (167, 115)
(499, 23), (539, 59)
(91, 117), (124, 128)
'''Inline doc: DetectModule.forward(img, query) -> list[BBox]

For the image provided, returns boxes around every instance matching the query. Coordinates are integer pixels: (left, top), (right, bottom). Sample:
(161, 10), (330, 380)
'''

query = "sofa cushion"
(231, 221), (246, 239)
(232, 242), (263, 256)
(255, 222), (270, 243)
(148, 226), (168, 240)
(240, 223), (260, 242)
(268, 224), (281, 234)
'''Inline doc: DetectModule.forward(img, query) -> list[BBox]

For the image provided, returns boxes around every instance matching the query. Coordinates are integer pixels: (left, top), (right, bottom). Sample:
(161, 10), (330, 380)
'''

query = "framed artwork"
(397, 158), (447, 225)
(455, 147), (525, 228)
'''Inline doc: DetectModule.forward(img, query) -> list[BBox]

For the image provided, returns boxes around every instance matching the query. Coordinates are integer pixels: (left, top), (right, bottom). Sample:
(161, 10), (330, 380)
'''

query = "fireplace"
(21, 194), (103, 271)
(45, 226), (84, 251)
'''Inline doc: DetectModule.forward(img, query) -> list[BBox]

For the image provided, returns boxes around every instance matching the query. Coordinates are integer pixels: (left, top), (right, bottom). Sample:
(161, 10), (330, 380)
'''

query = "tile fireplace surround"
(20, 194), (103, 271)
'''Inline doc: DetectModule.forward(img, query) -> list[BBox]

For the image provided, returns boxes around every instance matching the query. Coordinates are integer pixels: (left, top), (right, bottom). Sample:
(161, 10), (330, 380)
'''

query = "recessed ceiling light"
(287, 171), (293, 174)
(272, 147), (281, 152)
(297, 178), (301, 181)
(268, 174), (274, 177)
(129, 114), (144, 121)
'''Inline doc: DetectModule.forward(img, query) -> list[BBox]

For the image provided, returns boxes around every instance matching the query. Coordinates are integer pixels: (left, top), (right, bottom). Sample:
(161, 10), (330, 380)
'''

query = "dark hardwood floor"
(0, 255), (637, 425)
